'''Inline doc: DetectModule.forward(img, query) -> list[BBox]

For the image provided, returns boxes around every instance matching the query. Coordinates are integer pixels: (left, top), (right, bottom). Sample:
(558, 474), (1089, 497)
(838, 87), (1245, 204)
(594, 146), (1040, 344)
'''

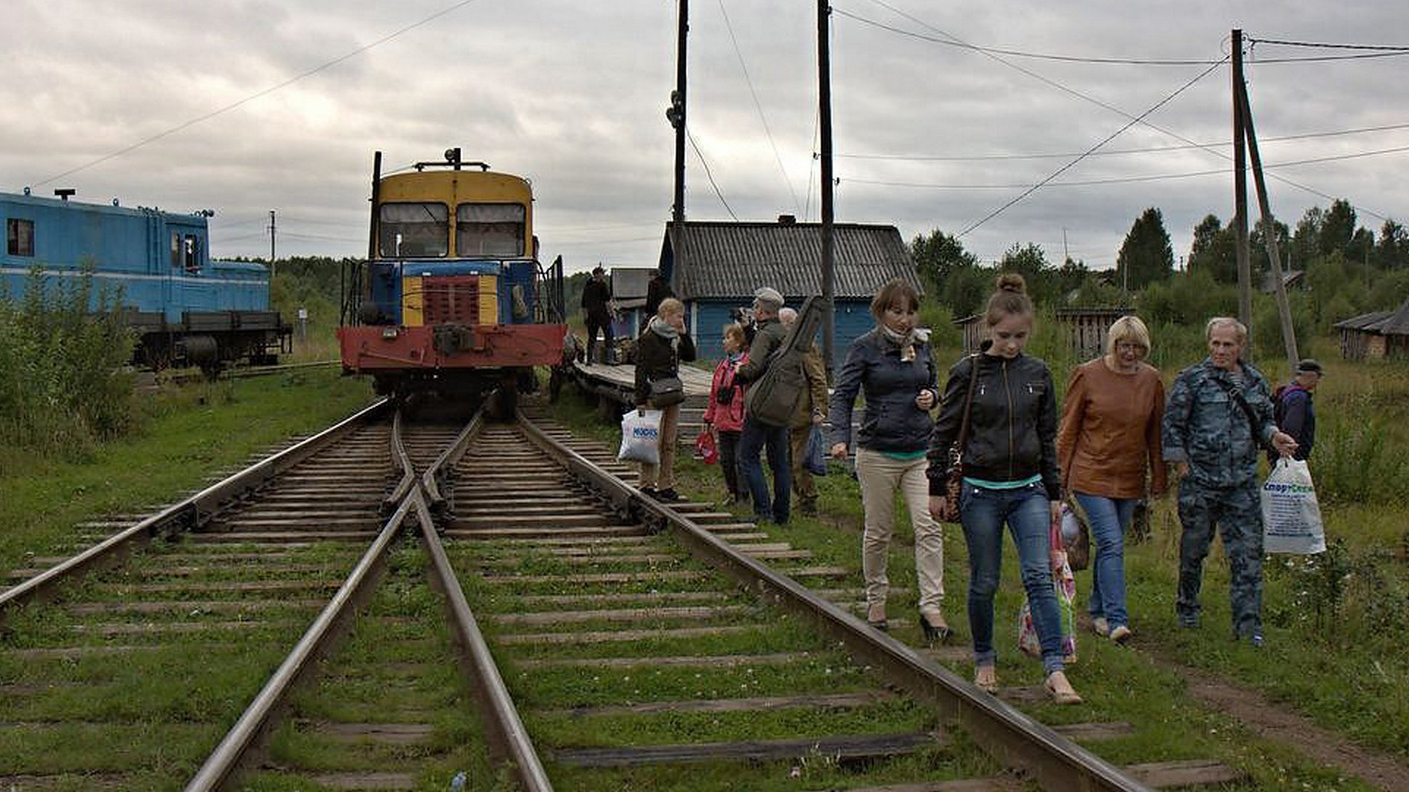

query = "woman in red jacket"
(704, 323), (750, 504)
(1057, 315), (1167, 645)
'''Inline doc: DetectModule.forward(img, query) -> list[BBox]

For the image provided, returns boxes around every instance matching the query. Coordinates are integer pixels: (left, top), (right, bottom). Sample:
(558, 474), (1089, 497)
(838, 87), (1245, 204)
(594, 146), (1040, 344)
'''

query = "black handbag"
(648, 375), (685, 408)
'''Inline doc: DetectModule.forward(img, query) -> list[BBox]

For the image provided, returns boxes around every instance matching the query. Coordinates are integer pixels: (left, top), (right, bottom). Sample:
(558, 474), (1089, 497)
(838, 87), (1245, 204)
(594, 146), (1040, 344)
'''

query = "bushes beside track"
(0, 266), (137, 468)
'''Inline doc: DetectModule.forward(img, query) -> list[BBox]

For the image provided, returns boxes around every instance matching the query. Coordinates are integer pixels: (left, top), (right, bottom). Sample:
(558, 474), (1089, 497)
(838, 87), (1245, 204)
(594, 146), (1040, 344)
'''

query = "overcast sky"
(3, 0), (1405, 275)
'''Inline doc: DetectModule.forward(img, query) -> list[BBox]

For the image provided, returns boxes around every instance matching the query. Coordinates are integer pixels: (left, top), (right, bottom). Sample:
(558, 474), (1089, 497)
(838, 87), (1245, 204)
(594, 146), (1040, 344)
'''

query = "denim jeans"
(739, 416), (791, 523)
(960, 482), (1065, 674)
(1074, 493), (1137, 630)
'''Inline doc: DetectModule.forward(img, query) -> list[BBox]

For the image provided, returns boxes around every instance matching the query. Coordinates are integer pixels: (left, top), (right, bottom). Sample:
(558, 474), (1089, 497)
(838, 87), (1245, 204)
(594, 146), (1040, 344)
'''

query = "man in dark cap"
(581, 265), (614, 364)
(1272, 358), (1323, 462)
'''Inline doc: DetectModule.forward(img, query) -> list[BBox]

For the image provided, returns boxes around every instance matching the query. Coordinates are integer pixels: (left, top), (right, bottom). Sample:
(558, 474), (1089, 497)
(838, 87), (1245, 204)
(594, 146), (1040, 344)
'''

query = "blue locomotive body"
(2, 190), (289, 370)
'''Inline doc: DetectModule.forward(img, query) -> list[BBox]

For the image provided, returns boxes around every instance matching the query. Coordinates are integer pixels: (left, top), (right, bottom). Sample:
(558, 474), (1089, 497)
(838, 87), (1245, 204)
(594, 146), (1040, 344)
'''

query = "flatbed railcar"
(338, 149), (568, 401)
(1, 188), (291, 371)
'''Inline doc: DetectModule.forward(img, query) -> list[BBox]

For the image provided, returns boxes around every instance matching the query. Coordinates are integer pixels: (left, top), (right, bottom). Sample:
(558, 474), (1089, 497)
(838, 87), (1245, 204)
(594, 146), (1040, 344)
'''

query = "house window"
(6, 218), (34, 256)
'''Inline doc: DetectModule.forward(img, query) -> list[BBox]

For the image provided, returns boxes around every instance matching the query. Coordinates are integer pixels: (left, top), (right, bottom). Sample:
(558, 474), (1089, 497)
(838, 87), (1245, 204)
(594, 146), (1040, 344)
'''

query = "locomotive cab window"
(183, 234), (200, 273)
(456, 203), (524, 257)
(379, 202), (449, 258)
(7, 218), (34, 256)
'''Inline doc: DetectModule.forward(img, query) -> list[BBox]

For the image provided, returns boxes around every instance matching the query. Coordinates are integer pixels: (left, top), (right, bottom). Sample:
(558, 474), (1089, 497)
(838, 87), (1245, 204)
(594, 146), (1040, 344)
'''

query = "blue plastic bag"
(804, 426), (827, 476)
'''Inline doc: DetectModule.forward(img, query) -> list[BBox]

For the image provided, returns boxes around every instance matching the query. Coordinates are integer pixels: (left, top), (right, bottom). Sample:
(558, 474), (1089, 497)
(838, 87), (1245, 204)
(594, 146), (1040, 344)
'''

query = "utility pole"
(1232, 30), (1253, 353)
(268, 210), (277, 280)
(817, 0), (835, 376)
(667, 0), (688, 290)
(1236, 72), (1300, 374)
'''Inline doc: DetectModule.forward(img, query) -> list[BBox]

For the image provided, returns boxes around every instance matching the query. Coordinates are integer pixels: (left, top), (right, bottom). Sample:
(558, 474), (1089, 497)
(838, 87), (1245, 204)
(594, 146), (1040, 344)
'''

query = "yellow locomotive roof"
(378, 169), (532, 205)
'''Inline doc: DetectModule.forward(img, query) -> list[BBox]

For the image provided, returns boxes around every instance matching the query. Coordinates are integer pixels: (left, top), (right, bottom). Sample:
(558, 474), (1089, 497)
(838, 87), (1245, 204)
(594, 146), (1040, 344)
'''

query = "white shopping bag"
(1261, 458), (1326, 554)
(618, 409), (662, 465)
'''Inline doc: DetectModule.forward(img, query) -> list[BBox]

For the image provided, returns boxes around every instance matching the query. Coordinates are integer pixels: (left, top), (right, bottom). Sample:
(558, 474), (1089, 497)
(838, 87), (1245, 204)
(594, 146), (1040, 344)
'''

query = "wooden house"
(658, 217), (923, 366)
(1333, 295), (1409, 361)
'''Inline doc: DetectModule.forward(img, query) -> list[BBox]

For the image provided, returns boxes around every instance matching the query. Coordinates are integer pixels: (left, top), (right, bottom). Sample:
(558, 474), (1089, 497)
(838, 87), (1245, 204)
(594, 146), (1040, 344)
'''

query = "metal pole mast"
(818, 0), (835, 376)
(269, 210), (277, 280)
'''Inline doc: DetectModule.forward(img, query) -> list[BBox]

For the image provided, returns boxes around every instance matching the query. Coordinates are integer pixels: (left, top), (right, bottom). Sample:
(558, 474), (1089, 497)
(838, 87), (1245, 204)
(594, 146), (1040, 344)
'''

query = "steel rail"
(416, 481), (554, 791)
(383, 408), (419, 510)
(420, 409), (485, 512)
(0, 398), (391, 620)
(515, 409), (1152, 792)
(185, 401), (415, 792)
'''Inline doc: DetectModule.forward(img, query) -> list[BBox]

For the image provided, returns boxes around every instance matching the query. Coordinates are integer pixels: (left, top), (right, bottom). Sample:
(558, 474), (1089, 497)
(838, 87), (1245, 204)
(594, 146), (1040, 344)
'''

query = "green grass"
(546, 349), (1409, 790)
(0, 367), (375, 574)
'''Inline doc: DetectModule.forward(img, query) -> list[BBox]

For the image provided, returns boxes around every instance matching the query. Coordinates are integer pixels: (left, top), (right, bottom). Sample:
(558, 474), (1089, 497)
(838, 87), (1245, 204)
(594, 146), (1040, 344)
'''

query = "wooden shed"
(658, 217), (923, 366)
(1333, 295), (1409, 361)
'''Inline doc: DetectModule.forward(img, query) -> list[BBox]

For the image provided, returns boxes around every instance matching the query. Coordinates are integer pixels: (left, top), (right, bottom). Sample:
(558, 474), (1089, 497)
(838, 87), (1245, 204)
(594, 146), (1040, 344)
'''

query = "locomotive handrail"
(0, 398), (391, 619)
(514, 409), (1152, 792)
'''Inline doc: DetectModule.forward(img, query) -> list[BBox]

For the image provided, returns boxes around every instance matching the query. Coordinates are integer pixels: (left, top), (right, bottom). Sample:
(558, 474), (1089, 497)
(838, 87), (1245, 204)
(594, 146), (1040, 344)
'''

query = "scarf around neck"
(650, 316), (680, 348)
(880, 324), (930, 362)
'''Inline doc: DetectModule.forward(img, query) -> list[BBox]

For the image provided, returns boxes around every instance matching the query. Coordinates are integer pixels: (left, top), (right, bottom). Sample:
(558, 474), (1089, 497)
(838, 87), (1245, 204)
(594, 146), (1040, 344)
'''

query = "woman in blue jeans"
(927, 274), (1080, 705)
(1057, 316), (1167, 644)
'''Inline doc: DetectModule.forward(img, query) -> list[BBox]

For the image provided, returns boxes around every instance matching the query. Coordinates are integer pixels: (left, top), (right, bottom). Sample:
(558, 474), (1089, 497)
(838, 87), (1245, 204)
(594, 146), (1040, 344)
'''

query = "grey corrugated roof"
(662, 221), (921, 301)
(1334, 294), (1409, 335)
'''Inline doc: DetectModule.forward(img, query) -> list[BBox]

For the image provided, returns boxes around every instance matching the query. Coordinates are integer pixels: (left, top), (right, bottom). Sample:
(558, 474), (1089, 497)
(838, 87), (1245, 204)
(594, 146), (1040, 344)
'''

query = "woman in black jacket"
(828, 279), (949, 643)
(926, 274), (1081, 705)
(634, 297), (695, 501)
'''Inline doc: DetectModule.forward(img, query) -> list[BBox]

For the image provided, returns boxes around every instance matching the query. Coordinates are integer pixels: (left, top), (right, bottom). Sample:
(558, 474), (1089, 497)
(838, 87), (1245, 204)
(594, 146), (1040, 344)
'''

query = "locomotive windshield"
(456, 203), (524, 257)
(379, 202), (449, 258)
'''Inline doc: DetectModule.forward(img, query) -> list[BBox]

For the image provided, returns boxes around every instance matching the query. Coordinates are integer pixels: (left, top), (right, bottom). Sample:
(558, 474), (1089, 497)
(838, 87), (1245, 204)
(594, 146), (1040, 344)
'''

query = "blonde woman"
(1057, 316), (1166, 645)
(633, 298), (695, 501)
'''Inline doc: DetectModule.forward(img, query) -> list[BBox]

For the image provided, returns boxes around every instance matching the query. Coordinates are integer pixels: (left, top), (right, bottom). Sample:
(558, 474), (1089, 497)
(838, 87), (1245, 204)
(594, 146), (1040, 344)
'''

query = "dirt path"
(1141, 649), (1409, 792)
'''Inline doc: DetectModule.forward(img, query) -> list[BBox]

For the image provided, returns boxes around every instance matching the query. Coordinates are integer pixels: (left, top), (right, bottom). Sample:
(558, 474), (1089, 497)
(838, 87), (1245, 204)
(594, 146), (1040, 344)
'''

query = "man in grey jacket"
(734, 287), (792, 524)
(1163, 317), (1296, 646)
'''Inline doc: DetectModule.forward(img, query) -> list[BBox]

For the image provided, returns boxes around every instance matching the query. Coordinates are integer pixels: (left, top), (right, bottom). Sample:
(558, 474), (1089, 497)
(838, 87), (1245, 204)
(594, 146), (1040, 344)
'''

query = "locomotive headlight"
(381, 327), (399, 340)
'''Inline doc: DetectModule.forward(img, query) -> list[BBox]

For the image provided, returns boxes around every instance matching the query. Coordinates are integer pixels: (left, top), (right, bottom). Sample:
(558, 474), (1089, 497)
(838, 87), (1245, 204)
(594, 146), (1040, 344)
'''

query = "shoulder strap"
(954, 354), (981, 458)
(1214, 375), (1275, 453)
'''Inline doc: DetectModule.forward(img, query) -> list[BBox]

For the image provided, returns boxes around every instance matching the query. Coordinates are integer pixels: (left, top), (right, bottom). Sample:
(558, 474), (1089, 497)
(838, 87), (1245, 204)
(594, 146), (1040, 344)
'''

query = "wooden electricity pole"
(1231, 29), (1252, 351)
(668, 0), (689, 291)
(1235, 74), (1301, 374)
(818, 0), (835, 376)
(268, 210), (277, 280)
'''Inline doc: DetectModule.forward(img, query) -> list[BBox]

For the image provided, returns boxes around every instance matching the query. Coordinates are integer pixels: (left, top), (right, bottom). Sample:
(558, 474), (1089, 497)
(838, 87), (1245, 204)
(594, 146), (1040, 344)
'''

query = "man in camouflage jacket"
(1162, 317), (1296, 645)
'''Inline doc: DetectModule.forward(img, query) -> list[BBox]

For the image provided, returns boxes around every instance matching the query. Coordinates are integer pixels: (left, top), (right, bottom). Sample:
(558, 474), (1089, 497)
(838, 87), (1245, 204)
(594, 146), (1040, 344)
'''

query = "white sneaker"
(1109, 625), (1132, 644)
(1092, 617), (1110, 637)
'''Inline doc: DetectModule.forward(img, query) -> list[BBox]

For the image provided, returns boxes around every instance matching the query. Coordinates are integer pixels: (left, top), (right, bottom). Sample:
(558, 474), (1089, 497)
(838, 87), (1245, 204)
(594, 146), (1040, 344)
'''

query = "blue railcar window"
(184, 235), (200, 273)
(456, 203), (524, 257)
(7, 218), (34, 256)
(171, 231), (182, 268)
(379, 203), (448, 258)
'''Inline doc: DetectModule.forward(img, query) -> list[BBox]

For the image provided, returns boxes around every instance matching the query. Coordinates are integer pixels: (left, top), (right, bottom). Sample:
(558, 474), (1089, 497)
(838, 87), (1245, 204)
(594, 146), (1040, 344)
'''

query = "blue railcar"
(2, 189), (290, 370)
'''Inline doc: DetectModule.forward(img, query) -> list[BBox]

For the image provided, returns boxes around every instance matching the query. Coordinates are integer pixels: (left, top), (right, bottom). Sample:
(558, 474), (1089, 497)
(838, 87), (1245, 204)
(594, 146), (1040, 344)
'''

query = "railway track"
(2, 394), (1243, 791)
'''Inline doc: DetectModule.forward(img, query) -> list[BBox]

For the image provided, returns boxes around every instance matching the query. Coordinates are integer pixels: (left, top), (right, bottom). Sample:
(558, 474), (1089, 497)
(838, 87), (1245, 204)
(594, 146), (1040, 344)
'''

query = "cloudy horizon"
(3, 0), (1405, 275)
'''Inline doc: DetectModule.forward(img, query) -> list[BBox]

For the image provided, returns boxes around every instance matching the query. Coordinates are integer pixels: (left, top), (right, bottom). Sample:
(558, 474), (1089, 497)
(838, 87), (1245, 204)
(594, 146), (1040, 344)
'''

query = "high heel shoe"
(918, 610), (953, 644)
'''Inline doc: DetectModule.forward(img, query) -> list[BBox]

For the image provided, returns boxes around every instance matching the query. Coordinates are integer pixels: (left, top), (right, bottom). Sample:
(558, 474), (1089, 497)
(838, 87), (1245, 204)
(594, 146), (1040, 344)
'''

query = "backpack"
(744, 296), (823, 427)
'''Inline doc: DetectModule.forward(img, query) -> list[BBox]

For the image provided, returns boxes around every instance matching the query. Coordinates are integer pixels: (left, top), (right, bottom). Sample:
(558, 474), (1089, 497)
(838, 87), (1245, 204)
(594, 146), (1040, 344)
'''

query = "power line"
(717, 0), (801, 214)
(1247, 37), (1409, 51)
(844, 143), (1409, 189)
(837, 121), (1409, 162)
(688, 132), (740, 221)
(859, 0), (1392, 221)
(35, 0), (486, 187)
(836, 6), (1409, 65)
(958, 57), (1227, 238)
